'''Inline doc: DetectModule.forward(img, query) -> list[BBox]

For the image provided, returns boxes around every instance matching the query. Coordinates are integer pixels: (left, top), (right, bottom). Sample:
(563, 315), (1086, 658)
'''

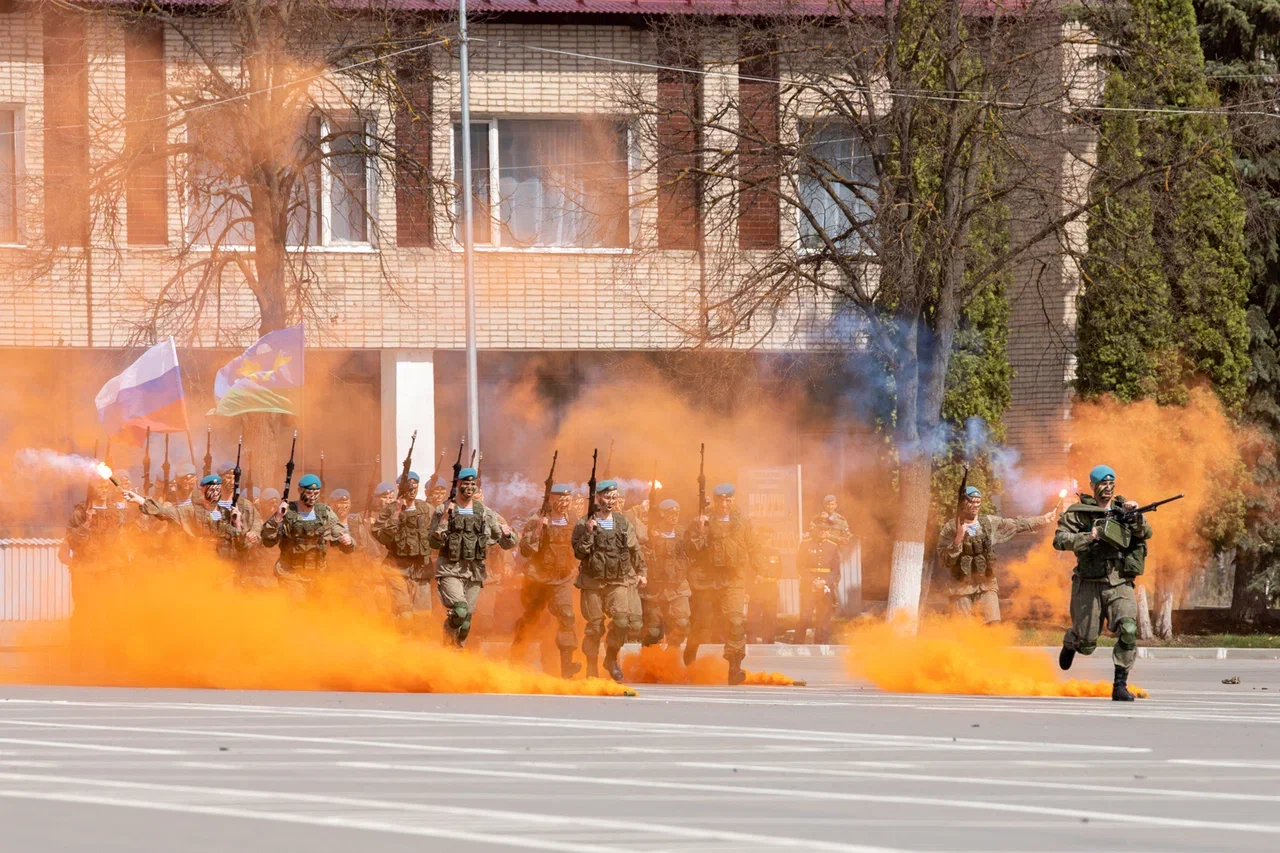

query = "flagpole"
(184, 430), (197, 471)
(459, 0), (481, 459)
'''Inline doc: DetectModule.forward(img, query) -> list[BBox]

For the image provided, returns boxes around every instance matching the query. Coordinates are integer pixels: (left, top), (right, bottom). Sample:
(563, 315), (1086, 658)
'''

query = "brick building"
(0, 2), (1090, 558)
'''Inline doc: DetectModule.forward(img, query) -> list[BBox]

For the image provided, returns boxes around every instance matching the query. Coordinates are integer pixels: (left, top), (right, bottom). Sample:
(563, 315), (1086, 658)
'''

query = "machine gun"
(142, 428), (152, 498)
(1094, 494), (1186, 550)
(398, 431), (418, 501)
(540, 450), (559, 517)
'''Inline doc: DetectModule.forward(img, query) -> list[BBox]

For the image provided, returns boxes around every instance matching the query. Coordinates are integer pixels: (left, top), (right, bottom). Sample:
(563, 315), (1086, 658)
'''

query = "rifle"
(282, 430), (298, 503)
(230, 435), (243, 510)
(86, 438), (100, 508)
(398, 430), (418, 500)
(319, 450), (325, 485)
(161, 434), (171, 500)
(429, 447), (446, 490)
(603, 439), (614, 479)
(587, 448), (599, 519)
(203, 426), (213, 478)
(365, 453), (380, 514)
(1093, 494), (1186, 550)
(540, 450), (559, 517)
(697, 442), (706, 531)
(469, 449), (477, 469)
(245, 450), (255, 501)
(142, 427), (152, 498)
(956, 464), (971, 529)
(476, 450), (483, 487)
(445, 439), (465, 508)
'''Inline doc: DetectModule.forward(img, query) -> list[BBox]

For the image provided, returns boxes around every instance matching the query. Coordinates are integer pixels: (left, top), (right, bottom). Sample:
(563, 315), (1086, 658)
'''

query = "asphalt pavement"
(1, 653), (1279, 852)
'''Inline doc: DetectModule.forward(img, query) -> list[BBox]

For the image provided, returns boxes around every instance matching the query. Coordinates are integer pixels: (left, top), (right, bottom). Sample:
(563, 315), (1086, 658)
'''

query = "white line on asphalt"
(0, 772), (909, 853)
(0, 737), (183, 755)
(0, 699), (1151, 752)
(1168, 759), (1280, 769)
(0, 719), (506, 755)
(340, 761), (1280, 836)
(680, 762), (1280, 805)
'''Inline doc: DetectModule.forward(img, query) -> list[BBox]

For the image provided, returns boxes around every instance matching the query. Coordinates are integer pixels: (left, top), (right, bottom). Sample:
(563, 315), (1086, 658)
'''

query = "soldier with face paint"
(373, 471), (437, 620)
(684, 482), (761, 685)
(513, 483), (582, 677)
(572, 479), (646, 681)
(260, 474), (355, 598)
(125, 474), (253, 562)
(936, 485), (1056, 624)
(640, 498), (691, 649)
(428, 467), (518, 647)
(67, 478), (129, 574)
(1053, 465), (1150, 701)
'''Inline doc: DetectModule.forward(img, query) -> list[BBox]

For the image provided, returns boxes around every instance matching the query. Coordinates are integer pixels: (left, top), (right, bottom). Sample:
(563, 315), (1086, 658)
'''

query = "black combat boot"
(727, 658), (746, 686)
(1112, 666), (1135, 702)
(604, 648), (624, 683)
(1058, 645), (1076, 671)
(560, 648), (581, 680)
(683, 643), (698, 667)
(585, 656), (599, 679)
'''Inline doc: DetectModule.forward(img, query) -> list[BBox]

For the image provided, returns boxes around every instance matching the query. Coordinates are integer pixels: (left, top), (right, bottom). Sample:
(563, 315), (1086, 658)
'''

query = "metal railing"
(0, 539), (72, 621)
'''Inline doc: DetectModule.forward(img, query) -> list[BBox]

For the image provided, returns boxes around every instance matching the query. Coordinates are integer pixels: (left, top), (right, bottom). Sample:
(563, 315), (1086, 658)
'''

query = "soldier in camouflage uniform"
(572, 480), (646, 681)
(512, 483), (581, 677)
(428, 467), (518, 647)
(261, 474), (355, 598)
(1053, 465), (1150, 702)
(66, 478), (130, 573)
(936, 485), (1055, 624)
(373, 472), (436, 620)
(125, 474), (254, 562)
(808, 494), (852, 545)
(351, 482), (393, 561)
(640, 498), (691, 649)
(684, 482), (760, 685)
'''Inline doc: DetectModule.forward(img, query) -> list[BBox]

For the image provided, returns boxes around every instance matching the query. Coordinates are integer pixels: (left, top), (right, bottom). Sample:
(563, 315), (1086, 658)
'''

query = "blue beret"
(598, 479), (618, 492)
(298, 474), (322, 489)
(217, 460), (235, 473)
(260, 488), (280, 500)
(823, 494), (837, 503)
(330, 488), (351, 499)
(551, 483), (572, 495)
(176, 464), (196, 477)
(459, 467), (478, 480)
(404, 471), (420, 483)
(1089, 465), (1116, 484)
(659, 499), (680, 511)
(964, 486), (982, 498)
(713, 483), (735, 497)
(200, 474), (222, 486)
(374, 481), (395, 496)
(251, 487), (261, 499)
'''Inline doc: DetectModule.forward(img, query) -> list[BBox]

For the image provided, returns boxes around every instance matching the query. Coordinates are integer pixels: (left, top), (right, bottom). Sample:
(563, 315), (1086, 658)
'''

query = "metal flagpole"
(459, 0), (481, 459)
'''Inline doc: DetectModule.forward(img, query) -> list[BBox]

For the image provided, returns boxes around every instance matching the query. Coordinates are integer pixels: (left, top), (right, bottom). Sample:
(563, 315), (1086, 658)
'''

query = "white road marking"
(341, 761), (1280, 836)
(681, 762), (1280, 805)
(0, 719), (505, 755)
(0, 736), (183, 755)
(1168, 759), (1280, 770)
(0, 772), (909, 853)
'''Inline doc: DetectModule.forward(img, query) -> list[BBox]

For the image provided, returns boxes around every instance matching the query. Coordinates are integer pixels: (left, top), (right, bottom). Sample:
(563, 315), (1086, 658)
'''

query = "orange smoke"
(843, 616), (1147, 698)
(1004, 388), (1250, 619)
(620, 644), (798, 686)
(6, 551), (632, 697)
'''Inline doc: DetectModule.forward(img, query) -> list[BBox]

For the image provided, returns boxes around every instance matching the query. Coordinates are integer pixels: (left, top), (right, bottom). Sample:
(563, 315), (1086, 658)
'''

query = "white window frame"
(794, 120), (876, 258)
(185, 114), (378, 253)
(450, 116), (632, 254)
(0, 104), (26, 247)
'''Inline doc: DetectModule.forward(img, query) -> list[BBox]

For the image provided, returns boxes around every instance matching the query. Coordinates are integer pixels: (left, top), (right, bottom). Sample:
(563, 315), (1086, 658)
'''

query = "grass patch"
(1014, 627), (1280, 648)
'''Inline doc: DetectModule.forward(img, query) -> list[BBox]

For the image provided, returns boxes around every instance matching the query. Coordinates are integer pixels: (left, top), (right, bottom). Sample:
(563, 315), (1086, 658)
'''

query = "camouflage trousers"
(512, 579), (577, 652)
(580, 582), (641, 663)
(951, 588), (1001, 624)
(1064, 577), (1138, 672)
(437, 576), (482, 647)
(687, 585), (747, 663)
(641, 587), (691, 647)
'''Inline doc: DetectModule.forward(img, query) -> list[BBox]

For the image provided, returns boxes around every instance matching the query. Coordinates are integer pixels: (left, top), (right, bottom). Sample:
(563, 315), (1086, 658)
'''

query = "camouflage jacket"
(1053, 494), (1152, 585)
(572, 512), (647, 589)
(261, 502), (354, 572)
(938, 513), (1052, 595)
(519, 513), (579, 585)
(428, 501), (517, 583)
(684, 509), (762, 590)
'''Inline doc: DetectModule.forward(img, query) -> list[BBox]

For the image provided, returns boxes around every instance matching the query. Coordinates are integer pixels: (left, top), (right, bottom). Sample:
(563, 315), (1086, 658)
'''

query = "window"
(186, 114), (374, 248)
(798, 123), (876, 252)
(0, 109), (18, 243)
(454, 119), (629, 249)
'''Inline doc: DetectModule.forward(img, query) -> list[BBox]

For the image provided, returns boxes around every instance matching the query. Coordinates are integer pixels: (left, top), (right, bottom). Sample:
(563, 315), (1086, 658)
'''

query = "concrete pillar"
(380, 350), (436, 491)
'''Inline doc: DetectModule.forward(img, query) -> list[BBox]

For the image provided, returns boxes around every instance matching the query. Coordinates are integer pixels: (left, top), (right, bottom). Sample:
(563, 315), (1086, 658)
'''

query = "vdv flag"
(211, 324), (305, 417)
(95, 338), (191, 443)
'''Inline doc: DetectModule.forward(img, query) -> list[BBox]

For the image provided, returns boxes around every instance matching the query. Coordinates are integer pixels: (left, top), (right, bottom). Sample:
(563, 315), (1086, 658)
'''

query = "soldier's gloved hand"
(637, 575), (647, 589)
(1122, 500), (1139, 511)
(339, 533), (354, 547)
(277, 500), (289, 519)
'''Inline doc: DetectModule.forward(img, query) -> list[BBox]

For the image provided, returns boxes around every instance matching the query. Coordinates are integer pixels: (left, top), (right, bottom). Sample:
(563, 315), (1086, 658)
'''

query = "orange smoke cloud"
(621, 644), (798, 686)
(843, 616), (1147, 698)
(1003, 388), (1250, 620)
(6, 551), (632, 697)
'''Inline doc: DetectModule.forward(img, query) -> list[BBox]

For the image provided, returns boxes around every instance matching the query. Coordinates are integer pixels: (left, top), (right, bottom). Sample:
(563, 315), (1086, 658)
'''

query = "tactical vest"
(1066, 500), (1144, 579)
(707, 514), (748, 575)
(535, 518), (577, 581)
(278, 503), (335, 571)
(389, 501), (433, 558)
(952, 520), (995, 581)
(647, 532), (686, 586)
(582, 514), (632, 582)
(440, 502), (488, 564)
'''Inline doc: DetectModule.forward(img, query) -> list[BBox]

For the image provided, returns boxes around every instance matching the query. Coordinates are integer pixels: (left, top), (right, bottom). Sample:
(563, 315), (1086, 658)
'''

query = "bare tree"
(614, 0), (1119, 621)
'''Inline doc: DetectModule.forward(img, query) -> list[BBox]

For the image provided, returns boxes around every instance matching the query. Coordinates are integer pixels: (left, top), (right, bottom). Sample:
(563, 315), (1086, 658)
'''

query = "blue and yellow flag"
(210, 324), (305, 417)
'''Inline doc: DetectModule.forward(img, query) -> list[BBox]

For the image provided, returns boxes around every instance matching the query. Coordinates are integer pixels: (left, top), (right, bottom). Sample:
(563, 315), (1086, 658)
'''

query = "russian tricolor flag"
(95, 338), (191, 443)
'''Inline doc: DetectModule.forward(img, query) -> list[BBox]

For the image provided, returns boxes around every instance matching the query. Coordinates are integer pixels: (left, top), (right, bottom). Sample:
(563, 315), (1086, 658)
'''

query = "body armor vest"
(707, 515), (747, 574)
(533, 519), (577, 581)
(441, 502), (487, 564)
(582, 515), (632, 581)
(390, 501), (433, 558)
(953, 521), (995, 581)
(278, 503), (334, 571)
(647, 532), (686, 586)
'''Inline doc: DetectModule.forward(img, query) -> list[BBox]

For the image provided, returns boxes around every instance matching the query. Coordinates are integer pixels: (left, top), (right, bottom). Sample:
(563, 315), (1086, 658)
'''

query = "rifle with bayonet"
(203, 426), (213, 478)
(398, 431), (418, 501)
(142, 428), (152, 498)
(429, 447), (446, 491)
(230, 435), (243, 511)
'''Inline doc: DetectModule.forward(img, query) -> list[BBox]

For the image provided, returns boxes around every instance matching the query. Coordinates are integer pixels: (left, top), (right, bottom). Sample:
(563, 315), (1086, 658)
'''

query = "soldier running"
(374, 471), (437, 620)
(512, 483), (581, 678)
(640, 498), (691, 649)
(260, 474), (355, 598)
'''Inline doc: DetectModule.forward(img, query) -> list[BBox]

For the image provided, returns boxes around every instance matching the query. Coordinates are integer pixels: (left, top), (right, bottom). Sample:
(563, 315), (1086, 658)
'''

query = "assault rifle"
(445, 439), (465, 507)
(587, 448), (599, 518)
(540, 450), (559, 517)
(245, 450), (255, 502)
(230, 435), (243, 510)
(203, 426), (213, 478)
(142, 428), (152, 498)
(429, 448), (446, 491)
(398, 430), (418, 500)
(160, 435), (171, 500)
(282, 430), (298, 503)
